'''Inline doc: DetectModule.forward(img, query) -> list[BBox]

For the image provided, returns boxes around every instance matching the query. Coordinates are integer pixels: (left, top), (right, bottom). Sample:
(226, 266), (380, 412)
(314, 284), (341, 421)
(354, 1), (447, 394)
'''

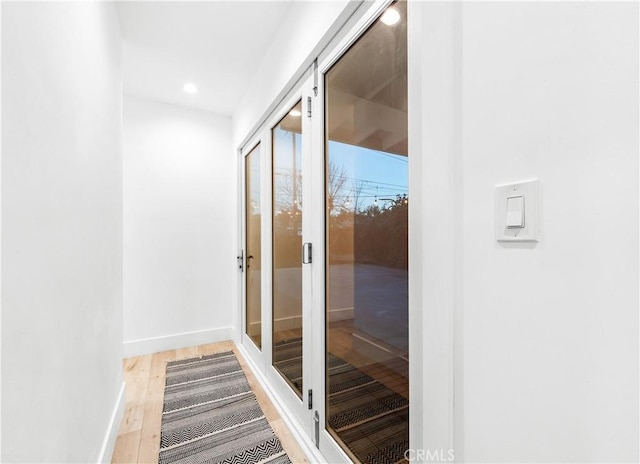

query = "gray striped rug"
(159, 351), (291, 464)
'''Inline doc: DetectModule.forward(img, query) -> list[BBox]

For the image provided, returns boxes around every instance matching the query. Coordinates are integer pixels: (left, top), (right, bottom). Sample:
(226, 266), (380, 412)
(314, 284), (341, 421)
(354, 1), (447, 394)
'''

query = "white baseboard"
(260, 308), (354, 333)
(272, 314), (302, 332)
(97, 382), (125, 464)
(236, 344), (329, 464)
(328, 306), (353, 322)
(123, 326), (234, 358)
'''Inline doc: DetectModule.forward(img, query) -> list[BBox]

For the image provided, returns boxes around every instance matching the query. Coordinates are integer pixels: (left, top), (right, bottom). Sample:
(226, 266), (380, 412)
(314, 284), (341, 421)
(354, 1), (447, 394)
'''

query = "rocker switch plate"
(495, 179), (540, 242)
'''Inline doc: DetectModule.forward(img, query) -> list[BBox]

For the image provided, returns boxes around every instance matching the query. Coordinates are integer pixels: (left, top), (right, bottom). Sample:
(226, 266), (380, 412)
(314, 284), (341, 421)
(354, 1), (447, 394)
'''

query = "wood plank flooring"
(111, 341), (308, 464)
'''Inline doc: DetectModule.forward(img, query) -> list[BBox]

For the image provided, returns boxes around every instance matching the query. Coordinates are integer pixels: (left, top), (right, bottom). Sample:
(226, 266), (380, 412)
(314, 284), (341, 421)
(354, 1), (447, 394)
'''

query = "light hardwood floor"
(111, 340), (309, 464)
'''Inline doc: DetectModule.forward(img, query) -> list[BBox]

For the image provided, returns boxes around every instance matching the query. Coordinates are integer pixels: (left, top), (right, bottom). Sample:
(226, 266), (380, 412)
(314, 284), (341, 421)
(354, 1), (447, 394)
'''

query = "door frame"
(264, 76), (315, 430)
(240, 139), (263, 364)
(239, 71), (317, 438)
(236, 1), (458, 462)
(310, 1), (406, 462)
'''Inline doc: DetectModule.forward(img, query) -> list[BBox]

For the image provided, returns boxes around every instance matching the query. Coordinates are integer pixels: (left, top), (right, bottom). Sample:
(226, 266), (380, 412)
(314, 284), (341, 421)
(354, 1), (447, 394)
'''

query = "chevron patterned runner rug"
(159, 351), (291, 464)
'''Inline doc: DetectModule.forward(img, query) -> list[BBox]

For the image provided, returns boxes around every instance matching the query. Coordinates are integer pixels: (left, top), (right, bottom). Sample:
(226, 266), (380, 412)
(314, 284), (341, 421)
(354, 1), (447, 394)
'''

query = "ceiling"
(116, 1), (294, 115)
(327, 1), (407, 156)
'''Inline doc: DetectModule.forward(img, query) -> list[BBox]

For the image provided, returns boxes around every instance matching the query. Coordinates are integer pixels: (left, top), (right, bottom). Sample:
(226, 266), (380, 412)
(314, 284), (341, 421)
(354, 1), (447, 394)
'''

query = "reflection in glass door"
(245, 143), (262, 349)
(272, 101), (304, 398)
(324, 2), (408, 463)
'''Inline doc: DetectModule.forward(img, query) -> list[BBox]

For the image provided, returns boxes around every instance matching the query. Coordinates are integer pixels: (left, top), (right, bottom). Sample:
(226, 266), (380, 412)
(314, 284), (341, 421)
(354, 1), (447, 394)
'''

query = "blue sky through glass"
(329, 140), (408, 210)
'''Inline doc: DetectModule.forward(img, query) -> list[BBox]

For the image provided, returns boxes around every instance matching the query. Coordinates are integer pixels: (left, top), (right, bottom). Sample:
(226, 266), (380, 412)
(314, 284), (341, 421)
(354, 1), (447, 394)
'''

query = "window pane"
(272, 101), (304, 398)
(325, 2), (408, 463)
(246, 143), (262, 348)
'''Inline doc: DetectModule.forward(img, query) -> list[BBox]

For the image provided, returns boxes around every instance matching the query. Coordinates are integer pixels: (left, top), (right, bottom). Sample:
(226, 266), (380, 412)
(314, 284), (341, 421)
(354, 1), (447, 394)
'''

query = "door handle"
(302, 243), (312, 264)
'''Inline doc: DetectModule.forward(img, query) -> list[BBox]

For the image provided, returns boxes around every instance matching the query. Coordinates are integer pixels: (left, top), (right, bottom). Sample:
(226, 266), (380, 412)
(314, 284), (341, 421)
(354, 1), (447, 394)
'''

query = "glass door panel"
(272, 101), (304, 398)
(245, 143), (262, 349)
(324, 2), (409, 463)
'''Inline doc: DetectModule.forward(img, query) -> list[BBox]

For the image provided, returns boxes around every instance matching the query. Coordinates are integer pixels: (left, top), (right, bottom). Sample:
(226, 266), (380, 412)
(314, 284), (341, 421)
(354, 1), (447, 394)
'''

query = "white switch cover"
(495, 179), (540, 241)
(505, 195), (525, 228)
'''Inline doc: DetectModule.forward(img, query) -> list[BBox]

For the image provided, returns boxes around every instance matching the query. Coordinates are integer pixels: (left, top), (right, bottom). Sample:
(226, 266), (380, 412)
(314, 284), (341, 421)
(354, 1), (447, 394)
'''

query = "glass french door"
(241, 84), (314, 428)
(244, 143), (262, 349)
(271, 100), (304, 398)
(314, 1), (409, 463)
(241, 2), (408, 462)
(266, 93), (314, 428)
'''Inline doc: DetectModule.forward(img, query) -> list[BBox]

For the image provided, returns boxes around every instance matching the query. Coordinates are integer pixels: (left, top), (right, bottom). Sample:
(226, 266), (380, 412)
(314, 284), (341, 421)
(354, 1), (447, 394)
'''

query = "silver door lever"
(302, 242), (312, 264)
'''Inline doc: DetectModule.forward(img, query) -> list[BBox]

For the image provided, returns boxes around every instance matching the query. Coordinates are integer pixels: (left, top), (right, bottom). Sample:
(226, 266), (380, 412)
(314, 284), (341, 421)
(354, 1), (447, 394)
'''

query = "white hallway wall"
(123, 95), (234, 356)
(231, 0), (350, 343)
(1, 2), (124, 462)
(232, 0), (350, 148)
(233, 1), (639, 463)
(460, 3), (639, 462)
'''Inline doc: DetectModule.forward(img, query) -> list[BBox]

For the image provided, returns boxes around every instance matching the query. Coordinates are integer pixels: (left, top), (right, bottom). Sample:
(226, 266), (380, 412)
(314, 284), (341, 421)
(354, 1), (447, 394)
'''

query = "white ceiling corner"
(116, 1), (295, 115)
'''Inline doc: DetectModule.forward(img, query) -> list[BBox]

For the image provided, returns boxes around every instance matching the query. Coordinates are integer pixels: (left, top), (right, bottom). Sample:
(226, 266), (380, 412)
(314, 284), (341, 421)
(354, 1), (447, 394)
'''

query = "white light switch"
(495, 179), (540, 242)
(506, 195), (524, 228)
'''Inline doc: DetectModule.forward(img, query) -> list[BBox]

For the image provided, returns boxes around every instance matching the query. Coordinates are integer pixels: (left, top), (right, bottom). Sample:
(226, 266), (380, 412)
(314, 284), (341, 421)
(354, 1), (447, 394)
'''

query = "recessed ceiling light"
(183, 82), (198, 94)
(289, 109), (302, 117)
(380, 7), (400, 26)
